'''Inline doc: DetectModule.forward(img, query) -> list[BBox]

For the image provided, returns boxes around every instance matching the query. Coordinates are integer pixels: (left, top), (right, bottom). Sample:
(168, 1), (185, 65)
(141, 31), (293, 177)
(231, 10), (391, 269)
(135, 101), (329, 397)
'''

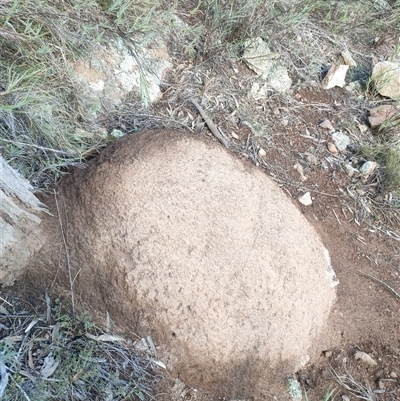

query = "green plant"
(0, 0), (170, 187)
(303, 386), (336, 401)
(360, 142), (400, 193)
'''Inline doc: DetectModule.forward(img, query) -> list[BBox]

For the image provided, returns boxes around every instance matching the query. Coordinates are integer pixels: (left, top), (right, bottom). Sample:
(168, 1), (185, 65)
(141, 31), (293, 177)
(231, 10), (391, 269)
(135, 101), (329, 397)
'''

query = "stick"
(54, 190), (76, 319)
(358, 270), (400, 300)
(190, 98), (230, 148)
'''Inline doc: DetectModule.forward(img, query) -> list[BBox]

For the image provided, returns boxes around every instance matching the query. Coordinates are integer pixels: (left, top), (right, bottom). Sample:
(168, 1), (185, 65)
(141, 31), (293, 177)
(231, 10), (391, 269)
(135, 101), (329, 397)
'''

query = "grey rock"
(332, 131), (351, 151)
(243, 37), (292, 94)
(359, 161), (377, 176)
(372, 61), (400, 99)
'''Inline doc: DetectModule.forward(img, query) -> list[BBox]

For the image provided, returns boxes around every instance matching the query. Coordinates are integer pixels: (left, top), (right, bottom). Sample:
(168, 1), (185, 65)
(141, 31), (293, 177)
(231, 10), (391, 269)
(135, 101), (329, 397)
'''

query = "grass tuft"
(360, 142), (400, 193)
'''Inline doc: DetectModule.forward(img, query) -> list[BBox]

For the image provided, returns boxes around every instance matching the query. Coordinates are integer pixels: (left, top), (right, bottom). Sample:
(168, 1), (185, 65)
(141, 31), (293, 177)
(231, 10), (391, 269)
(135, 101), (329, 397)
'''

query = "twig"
(54, 190), (76, 319)
(269, 176), (340, 198)
(190, 98), (230, 148)
(358, 270), (400, 300)
(0, 138), (71, 155)
(45, 292), (51, 323)
(332, 366), (378, 401)
(0, 297), (13, 307)
(332, 208), (341, 225)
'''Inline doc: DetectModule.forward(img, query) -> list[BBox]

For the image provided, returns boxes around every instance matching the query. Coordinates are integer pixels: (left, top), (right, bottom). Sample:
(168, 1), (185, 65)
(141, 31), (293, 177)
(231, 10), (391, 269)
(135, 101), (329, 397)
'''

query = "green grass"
(304, 386), (336, 401)
(360, 142), (400, 193)
(0, 0), (168, 187)
(1, 0), (400, 189)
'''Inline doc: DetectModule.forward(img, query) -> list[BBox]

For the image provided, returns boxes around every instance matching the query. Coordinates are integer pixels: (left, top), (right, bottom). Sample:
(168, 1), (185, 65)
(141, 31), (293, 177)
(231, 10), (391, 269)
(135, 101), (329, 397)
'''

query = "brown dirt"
(44, 129), (338, 400)
(6, 91), (400, 400)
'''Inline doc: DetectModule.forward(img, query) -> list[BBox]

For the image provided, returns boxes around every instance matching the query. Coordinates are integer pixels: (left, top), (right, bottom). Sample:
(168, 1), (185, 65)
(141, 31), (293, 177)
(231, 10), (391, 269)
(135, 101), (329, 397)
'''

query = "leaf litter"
(0, 297), (162, 401)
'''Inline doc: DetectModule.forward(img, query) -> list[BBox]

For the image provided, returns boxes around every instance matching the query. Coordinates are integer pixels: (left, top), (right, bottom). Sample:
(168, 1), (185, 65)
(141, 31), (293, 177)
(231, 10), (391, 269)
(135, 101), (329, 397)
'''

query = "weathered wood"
(0, 156), (49, 285)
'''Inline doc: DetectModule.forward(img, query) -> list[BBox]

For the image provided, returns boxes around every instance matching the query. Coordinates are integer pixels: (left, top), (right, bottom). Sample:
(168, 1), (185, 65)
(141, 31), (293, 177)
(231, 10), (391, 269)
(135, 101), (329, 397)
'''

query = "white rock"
(0, 156), (49, 286)
(373, 0), (391, 11)
(243, 37), (292, 94)
(372, 61), (400, 99)
(298, 192), (312, 206)
(332, 131), (351, 151)
(71, 35), (172, 113)
(345, 81), (361, 92)
(322, 64), (349, 89)
(293, 162), (307, 182)
(110, 129), (125, 139)
(258, 148), (267, 157)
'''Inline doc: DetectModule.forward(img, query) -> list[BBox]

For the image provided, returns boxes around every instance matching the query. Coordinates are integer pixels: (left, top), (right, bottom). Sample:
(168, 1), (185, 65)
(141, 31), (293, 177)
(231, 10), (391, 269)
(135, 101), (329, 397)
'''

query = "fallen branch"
(190, 98), (230, 148)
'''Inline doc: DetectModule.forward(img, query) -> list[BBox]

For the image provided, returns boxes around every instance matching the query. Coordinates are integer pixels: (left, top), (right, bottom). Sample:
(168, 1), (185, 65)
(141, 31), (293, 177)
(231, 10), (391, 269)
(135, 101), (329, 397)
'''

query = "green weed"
(360, 142), (400, 193)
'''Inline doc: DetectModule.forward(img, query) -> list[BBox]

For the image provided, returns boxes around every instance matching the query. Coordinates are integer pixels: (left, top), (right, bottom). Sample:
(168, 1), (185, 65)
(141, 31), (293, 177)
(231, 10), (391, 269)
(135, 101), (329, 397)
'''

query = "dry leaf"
(19, 369), (37, 382)
(25, 319), (40, 334)
(0, 305), (9, 315)
(354, 351), (377, 366)
(319, 119), (334, 131)
(41, 354), (59, 378)
(304, 152), (318, 165)
(152, 359), (167, 369)
(86, 333), (125, 342)
(3, 335), (23, 343)
(293, 162), (307, 181)
(327, 143), (339, 154)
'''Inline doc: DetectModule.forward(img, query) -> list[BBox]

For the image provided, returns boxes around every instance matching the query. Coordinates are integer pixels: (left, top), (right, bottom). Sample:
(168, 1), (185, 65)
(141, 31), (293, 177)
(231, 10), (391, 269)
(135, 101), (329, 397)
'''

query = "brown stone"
(368, 104), (400, 129)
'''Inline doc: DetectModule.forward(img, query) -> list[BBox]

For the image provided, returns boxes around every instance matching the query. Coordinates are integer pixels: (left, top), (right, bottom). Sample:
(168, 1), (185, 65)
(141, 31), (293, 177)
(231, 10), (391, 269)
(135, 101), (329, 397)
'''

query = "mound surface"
(60, 130), (337, 393)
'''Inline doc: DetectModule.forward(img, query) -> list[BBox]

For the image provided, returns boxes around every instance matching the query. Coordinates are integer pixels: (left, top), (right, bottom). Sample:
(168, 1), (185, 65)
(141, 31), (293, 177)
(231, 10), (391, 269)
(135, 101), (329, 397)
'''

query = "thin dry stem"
(358, 270), (400, 300)
(190, 98), (230, 148)
(53, 189), (75, 319)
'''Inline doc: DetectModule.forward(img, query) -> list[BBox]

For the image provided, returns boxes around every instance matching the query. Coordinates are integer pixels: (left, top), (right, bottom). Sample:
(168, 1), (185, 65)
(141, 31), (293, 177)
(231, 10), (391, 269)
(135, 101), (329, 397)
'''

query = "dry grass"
(332, 366), (378, 401)
(0, 297), (162, 401)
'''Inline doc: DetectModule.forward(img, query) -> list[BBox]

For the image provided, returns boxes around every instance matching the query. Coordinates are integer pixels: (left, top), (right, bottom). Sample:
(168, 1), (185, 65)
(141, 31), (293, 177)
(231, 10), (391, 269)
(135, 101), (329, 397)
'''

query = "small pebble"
(327, 143), (339, 154)
(298, 192), (312, 206)
(390, 371), (397, 379)
(342, 395), (350, 401)
(258, 148), (267, 157)
(323, 350), (333, 358)
(319, 119), (334, 131)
